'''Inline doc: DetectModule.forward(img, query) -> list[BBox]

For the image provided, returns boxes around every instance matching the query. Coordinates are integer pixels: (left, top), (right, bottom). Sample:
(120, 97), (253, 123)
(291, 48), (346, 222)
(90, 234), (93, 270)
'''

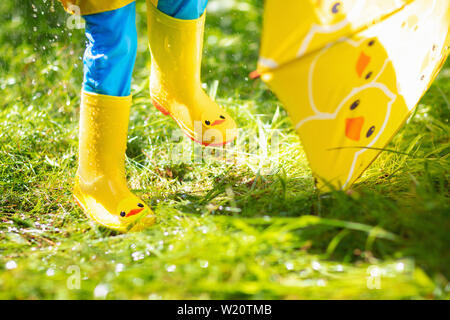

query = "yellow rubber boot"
(146, 1), (237, 146)
(73, 91), (156, 233)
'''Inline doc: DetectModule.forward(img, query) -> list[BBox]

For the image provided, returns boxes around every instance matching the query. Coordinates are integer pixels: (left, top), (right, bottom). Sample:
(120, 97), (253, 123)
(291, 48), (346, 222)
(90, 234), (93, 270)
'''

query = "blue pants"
(83, 0), (208, 97)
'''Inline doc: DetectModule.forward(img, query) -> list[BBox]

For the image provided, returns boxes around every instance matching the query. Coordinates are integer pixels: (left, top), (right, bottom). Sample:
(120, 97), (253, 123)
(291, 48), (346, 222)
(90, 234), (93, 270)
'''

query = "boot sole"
(152, 99), (236, 147)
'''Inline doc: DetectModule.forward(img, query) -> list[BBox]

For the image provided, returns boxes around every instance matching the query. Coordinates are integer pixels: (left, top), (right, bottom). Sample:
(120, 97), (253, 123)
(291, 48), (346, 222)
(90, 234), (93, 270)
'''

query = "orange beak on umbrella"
(356, 51), (371, 77)
(125, 207), (144, 218)
(345, 117), (365, 141)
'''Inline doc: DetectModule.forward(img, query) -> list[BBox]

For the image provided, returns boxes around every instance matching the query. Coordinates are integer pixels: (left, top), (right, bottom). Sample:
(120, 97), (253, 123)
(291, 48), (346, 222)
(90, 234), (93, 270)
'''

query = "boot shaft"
(78, 91), (131, 180)
(147, 1), (206, 96)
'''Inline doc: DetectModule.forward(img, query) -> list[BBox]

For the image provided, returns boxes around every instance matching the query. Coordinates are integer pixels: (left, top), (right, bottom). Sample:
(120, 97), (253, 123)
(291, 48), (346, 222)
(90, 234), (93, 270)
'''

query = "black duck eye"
(205, 120), (210, 125)
(365, 72), (373, 80)
(366, 126), (375, 138)
(219, 115), (225, 119)
(120, 211), (126, 217)
(350, 99), (360, 110)
(331, 2), (341, 14)
(137, 203), (144, 208)
(368, 40), (375, 46)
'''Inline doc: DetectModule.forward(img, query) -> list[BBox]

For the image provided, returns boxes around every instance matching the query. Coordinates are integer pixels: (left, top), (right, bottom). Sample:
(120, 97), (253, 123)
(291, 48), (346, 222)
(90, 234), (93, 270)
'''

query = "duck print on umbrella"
(253, 0), (449, 190)
(255, 0), (411, 73)
(299, 84), (399, 189)
(307, 37), (392, 115)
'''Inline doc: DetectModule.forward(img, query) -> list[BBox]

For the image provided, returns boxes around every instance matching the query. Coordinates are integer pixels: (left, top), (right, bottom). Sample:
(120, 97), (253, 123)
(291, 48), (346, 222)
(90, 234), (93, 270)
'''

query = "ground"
(0, 0), (449, 299)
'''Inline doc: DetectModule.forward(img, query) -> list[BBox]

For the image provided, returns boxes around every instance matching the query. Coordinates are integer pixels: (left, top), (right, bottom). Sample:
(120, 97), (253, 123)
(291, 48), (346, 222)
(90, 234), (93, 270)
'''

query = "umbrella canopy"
(254, 0), (450, 190)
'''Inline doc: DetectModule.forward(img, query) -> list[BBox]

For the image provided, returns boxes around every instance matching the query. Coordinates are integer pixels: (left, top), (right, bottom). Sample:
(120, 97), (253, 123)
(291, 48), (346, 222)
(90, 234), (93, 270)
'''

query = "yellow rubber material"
(74, 91), (156, 232)
(146, 1), (237, 146)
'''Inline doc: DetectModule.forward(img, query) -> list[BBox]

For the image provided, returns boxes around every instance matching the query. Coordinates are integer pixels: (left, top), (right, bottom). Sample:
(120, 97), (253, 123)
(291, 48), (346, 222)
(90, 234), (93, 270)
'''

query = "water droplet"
(46, 268), (55, 276)
(166, 265), (176, 272)
(115, 263), (125, 273)
(131, 251), (144, 261)
(94, 284), (109, 299)
(285, 262), (294, 270)
(5, 261), (17, 270)
(312, 261), (321, 271)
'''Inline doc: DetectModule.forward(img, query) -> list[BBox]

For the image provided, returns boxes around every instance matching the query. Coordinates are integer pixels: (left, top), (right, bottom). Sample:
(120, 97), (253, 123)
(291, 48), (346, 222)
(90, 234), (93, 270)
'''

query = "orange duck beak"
(345, 117), (365, 141)
(356, 51), (371, 77)
(125, 207), (144, 218)
(211, 119), (225, 126)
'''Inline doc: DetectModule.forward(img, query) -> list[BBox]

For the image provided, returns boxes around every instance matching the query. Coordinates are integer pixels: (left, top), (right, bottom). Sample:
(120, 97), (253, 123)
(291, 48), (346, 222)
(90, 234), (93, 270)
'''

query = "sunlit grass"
(0, 0), (448, 299)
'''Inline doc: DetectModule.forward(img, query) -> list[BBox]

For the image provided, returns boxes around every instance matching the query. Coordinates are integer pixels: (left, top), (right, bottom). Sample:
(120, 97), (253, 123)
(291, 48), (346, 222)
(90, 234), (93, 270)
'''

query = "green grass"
(0, 0), (449, 299)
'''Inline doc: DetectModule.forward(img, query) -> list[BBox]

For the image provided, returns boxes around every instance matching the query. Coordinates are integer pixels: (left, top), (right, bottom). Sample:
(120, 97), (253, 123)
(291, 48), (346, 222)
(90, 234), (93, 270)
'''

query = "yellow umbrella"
(253, 0), (450, 190)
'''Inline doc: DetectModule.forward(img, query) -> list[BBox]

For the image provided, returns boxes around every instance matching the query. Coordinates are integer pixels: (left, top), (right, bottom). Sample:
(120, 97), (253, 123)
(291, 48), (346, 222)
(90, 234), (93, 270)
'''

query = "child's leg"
(147, 0), (238, 146)
(83, 1), (137, 96)
(75, 1), (155, 232)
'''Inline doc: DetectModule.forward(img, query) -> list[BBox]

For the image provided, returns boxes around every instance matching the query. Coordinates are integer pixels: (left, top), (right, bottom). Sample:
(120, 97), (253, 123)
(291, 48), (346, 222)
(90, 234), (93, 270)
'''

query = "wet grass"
(0, 0), (448, 299)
